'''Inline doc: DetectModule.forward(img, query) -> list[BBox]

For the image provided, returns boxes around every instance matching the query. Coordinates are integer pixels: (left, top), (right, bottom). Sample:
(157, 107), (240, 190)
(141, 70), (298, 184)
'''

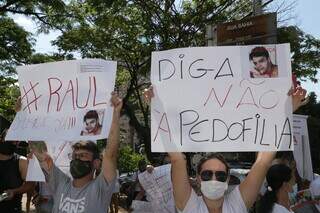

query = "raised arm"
(170, 152), (192, 210)
(239, 85), (308, 208)
(239, 151), (275, 208)
(102, 92), (122, 183)
(143, 86), (191, 210)
(29, 141), (53, 173)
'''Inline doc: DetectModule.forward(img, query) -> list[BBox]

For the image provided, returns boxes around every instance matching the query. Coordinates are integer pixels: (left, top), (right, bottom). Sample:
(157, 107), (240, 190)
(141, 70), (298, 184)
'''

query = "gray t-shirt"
(48, 165), (115, 213)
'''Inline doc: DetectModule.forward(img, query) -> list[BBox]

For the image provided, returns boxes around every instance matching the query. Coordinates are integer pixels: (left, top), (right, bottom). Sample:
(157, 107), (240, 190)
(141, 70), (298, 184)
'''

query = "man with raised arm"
(144, 85), (307, 213)
(29, 92), (122, 213)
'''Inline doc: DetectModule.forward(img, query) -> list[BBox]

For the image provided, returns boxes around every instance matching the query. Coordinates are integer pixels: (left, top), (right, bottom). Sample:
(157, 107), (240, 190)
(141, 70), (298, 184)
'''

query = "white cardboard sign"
(151, 44), (293, 152)
(6, 59), (116, 141)
(138, 164), (175, 213)
(293, 114), (313, 181)
(26, 154), (46, 182)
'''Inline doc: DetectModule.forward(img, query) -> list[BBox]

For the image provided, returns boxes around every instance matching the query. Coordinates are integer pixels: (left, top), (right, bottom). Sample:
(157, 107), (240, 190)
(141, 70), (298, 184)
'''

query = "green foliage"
(0, 76), (19, 121)
(278, 26), (320, 83)
(0, 17), (33, 74)
(41, 0), (254, 160)
(118, 145), (145, 174)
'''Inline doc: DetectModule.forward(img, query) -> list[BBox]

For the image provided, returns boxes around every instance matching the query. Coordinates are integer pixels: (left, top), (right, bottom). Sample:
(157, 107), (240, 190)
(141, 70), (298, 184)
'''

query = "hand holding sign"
(290, 86), (308, 112)
(6, 59), (117, 142)
(14, 96), (22, 112)
(29, 141), (53, 172)
(143, 86), (154, 103)
(110, 91), (123, 114)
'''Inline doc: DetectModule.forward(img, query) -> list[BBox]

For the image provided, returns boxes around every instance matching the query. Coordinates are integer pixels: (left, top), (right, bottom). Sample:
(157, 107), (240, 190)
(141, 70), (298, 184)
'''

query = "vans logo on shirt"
(59, 193), (86, 213)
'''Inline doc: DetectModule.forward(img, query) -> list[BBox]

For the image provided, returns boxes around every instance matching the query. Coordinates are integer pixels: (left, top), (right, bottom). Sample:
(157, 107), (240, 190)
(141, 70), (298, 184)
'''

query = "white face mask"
(201, 180), (228, 200)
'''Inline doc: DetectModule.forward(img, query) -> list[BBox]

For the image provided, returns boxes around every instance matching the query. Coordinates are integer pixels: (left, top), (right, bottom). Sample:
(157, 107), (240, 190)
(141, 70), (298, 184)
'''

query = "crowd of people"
(0, 83), (319, 213)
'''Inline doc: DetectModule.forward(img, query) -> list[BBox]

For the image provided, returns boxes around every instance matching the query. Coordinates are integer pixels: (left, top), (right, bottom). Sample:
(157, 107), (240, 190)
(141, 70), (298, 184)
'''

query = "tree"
(33, 0), (256, 160)
(0, 16), (33, 120)
(278, 26), (320, 83)
(118, 145), (145, 174)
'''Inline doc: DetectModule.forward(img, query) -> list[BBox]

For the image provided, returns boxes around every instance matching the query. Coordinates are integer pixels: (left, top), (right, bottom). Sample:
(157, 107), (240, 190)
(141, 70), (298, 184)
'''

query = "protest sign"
(26, 154), (46, 182)
(6, 59), (116, 141)
(138, 164), (175, 213)
(293, 114), (313, 181)
(131, 200), (154, 213)
(151, 44), (293, 152)
(46, 140), (77, 176)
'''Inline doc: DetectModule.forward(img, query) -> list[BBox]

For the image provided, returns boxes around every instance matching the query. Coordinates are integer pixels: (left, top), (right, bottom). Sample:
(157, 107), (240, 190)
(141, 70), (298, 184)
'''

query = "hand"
(110, 91), (123, 113)
(143, 85), (154, 103)
(288, 86), (308, 112)
(146, 165), (154, 173)
(28, 141), (52, 170)
(14, 96), (22, 112)
(4, 189), (16, 200)
(168, 152), (186, 163)
(256, 151), (276, 164)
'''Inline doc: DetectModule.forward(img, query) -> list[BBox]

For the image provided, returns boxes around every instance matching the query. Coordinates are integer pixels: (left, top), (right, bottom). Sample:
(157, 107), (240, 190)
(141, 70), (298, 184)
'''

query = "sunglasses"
(200, 170), (228, 182)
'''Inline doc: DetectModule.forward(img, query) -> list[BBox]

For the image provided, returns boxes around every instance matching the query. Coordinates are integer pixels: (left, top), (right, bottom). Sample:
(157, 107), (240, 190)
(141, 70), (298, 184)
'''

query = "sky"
(12, 0), (320, 99)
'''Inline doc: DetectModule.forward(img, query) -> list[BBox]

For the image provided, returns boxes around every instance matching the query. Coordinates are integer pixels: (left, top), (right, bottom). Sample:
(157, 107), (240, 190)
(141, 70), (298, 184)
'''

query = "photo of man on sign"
(249, 46), (278, 78)
(80, 110), (104, 136)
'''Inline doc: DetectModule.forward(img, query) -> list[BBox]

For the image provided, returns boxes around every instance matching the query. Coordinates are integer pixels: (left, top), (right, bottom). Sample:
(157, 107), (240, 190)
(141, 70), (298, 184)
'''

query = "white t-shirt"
(272, 204), (293, 213)
(178, 186), (247, 213)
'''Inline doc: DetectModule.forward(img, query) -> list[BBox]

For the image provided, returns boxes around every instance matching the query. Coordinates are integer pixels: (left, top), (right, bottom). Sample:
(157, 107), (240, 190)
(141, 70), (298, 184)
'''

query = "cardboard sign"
(138, 164), (175, 213)
(26, 154), (46, 182)
(293, 114), (313, 181)
(6, 59), (116, 141)
(151, 44), (293, 152)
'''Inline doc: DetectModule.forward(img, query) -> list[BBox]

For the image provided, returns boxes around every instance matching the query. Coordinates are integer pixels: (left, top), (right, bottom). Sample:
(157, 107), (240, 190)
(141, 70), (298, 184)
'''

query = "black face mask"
(69, 159), (93, 179)
(0, 142), (15, 155)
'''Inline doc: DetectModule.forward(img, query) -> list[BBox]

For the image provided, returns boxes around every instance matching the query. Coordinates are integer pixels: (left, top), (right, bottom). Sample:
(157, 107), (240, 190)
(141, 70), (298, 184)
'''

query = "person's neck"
(277, 190), (290, 210)
(72, 174), (93, 188)
(0, 153), (13, 160)
(203, 196), (224, 213)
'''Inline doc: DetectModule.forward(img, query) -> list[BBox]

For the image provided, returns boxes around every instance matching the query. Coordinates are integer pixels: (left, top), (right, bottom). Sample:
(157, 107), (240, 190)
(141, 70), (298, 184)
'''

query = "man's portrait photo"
(80, 110), (104, 136)
(249, 46), (278, 78)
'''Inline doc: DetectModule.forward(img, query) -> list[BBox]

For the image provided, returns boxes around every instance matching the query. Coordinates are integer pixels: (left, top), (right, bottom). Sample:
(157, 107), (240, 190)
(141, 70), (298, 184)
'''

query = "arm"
(170, 152), (192, 210)
(291, 86), (308, 112)
(143, 86), (192, 210)
(29, 141), (69, 195)
(102, 92), (122, 183)
(239, 151), (276, 208)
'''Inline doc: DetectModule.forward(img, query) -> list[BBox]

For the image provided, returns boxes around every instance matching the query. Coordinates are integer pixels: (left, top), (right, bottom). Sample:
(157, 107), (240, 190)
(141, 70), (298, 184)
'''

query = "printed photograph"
(80, 109), (105, 136)
(248, 46), (278, 78)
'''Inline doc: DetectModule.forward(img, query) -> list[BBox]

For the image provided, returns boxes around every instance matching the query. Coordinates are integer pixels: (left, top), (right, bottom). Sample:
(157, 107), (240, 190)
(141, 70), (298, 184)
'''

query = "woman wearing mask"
(143, 85), (307, 213)
(256, 164), (294, 213)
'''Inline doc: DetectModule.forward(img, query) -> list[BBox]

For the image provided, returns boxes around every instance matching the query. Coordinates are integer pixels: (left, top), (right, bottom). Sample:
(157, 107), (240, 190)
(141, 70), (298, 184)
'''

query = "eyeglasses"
(68, 152), (92, 160)
(200, 170), (228, 182)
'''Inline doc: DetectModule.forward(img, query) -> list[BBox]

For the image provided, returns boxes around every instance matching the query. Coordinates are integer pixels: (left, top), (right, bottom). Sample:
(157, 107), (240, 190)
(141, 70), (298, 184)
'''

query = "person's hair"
(275, 151), (294, 162)
(249, 46), (270, 60)
(72, 140), (100, 160)
(196, 153), (230, 175)
(256, 164), (292, 213)
(83, 110), (99, 122)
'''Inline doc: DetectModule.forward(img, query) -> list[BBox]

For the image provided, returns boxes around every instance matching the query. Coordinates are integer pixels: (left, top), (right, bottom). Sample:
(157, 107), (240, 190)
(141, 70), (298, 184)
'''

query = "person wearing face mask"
(29, 92), (122, 213)
(256, 164), (295, 213)
(143, 83), (308, 213)
(0, 130), (35, 213)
